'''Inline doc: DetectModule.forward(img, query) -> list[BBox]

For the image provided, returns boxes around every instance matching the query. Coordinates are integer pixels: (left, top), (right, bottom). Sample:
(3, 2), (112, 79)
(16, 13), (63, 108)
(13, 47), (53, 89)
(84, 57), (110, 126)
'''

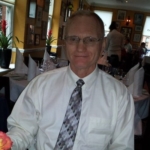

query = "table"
(9, 77), (28, 102)
(0, 64), (15, 76)
(5, 61), (68, 102)
(4, 72), (28, 102)
(115, 75), (150, 135)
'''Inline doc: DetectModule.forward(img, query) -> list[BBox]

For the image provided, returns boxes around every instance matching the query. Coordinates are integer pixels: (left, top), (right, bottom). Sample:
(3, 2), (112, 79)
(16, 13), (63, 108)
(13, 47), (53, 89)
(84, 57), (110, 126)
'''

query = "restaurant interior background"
(1, 0), (150, 64)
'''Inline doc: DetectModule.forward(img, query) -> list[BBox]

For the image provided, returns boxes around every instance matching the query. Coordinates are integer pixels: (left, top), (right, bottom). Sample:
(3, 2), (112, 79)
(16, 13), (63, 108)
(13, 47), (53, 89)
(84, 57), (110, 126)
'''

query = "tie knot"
(76, 79), (84, 87)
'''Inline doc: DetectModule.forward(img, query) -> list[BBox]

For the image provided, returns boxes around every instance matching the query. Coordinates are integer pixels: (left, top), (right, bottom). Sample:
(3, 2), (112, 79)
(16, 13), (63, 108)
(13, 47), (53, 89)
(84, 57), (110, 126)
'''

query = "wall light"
(126, 16), (131, 26)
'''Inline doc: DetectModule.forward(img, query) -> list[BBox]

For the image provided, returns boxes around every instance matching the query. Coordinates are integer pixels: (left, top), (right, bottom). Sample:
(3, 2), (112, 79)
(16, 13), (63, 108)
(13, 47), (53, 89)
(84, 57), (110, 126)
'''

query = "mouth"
(75, 55), (88, 58)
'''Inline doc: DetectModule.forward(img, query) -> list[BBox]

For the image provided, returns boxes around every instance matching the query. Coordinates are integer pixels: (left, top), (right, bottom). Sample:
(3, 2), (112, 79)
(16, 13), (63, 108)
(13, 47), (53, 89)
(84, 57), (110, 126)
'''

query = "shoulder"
(98, 70), (128, 96)
(28, 67), (68, 88)
(39, 66), (67, 78)
(99, 70), (125, 87)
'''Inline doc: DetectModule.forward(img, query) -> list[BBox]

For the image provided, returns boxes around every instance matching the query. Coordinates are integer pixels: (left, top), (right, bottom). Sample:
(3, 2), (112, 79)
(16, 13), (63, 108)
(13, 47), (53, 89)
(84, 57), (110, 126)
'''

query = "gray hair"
(64, 10), (104, 38)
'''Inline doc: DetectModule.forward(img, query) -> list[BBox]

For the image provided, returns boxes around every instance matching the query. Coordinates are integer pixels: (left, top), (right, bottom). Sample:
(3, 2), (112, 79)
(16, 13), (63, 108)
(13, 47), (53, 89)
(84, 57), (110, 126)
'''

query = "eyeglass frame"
(64, 35), (103, 46)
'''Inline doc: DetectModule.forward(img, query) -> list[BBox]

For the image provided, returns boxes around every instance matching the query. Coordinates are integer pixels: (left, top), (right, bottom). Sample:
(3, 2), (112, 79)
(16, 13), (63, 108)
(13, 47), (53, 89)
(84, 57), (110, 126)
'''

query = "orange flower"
(0, 132), (12, 150)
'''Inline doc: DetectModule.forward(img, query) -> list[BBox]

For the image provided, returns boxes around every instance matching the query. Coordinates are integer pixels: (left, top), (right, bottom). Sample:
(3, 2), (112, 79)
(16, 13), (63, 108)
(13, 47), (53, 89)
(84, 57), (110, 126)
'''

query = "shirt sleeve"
(6, 78), (41, 150)
(109, 88), (134, 150)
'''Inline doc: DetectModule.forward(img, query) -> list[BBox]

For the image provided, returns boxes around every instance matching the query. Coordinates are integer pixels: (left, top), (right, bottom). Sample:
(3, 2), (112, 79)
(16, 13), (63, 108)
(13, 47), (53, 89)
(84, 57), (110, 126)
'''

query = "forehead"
(69, 16), (99, 28)
(67, 16), (102, 35)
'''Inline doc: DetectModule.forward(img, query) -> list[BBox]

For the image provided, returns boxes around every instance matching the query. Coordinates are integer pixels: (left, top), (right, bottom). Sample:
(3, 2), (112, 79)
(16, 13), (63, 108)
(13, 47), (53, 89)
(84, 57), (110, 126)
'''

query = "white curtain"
(0, 0), (15, 4)
(143, 16), (150, 36)
(49, 0), (54, 16)
(94, 10), (113, 37)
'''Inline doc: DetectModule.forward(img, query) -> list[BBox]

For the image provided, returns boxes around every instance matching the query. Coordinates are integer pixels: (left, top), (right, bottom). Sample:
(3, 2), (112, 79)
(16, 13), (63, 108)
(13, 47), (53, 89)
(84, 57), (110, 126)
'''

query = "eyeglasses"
(64, 36), (102, 46)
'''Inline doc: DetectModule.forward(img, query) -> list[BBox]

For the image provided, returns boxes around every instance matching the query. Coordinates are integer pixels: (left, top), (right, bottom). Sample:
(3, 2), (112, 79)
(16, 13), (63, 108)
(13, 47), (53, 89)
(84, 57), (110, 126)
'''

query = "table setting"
(102, 62), (150, 135)
(122, 63), (149, 135)
(122, 63), (140, 87)
(3, 48), (69, 102)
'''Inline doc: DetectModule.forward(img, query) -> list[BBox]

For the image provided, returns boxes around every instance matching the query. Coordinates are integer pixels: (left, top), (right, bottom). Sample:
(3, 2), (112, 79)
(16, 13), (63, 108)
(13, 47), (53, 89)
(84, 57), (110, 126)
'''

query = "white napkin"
(128, 67), (144, 97)
(60, 46), (67, 60)
(43, 48), (50, 62)
(14, 47), (28, 74)
(123, 63), (139, 86)
(42, 49), (56, 71)
(27, 55), (40, 81)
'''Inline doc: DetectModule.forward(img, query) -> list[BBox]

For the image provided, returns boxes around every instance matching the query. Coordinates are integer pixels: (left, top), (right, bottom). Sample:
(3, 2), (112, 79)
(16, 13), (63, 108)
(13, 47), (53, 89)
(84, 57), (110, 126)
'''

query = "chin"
(73, 63), (91, 70)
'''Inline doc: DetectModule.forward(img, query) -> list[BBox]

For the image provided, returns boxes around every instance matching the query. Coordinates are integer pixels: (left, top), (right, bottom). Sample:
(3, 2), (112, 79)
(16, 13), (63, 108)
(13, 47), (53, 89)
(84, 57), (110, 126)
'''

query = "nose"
(77, 40), (86, 52)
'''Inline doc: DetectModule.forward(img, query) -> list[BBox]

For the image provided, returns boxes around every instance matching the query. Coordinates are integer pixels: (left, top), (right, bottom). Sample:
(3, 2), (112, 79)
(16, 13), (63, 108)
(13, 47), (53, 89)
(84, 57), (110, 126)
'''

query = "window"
(47, 0), (54, 32)
(0, 1), (14, 47)
(94, 10), (113, 37)
(141, 16), (150, 51)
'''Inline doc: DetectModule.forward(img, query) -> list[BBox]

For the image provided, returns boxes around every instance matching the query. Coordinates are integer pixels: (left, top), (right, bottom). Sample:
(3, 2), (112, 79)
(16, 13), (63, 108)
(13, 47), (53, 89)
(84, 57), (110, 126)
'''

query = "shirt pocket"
(87, 117), (112, 146)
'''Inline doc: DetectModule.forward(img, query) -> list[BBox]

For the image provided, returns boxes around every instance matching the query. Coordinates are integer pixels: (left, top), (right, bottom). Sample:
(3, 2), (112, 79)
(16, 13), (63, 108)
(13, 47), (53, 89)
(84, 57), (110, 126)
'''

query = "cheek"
(96, 44), (103, 56)
(92, 52), (100, 63)
(91, 47), (101, 60)
(65, 47), (73, 61)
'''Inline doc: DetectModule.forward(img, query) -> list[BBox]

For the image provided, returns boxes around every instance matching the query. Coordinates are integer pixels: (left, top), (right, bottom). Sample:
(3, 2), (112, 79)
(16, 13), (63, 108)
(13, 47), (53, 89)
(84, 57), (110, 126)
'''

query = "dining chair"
(108, 54), (119, 68)
(0, 76), (10, 106)
(142, 106), (150, 149)
(134, 63), (150, 149)
(134, 100), (150, 150)
(0, 76), (15, 110)
(143, 63), (150, 93)
(0, 97), (10, 132)
(0, 76), (11, 132)
(143, 62), (150, 139)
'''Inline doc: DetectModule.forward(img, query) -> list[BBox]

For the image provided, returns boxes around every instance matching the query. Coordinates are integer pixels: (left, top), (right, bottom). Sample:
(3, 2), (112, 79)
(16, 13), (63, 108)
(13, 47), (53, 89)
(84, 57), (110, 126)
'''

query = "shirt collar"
(67, 65), (99, 89)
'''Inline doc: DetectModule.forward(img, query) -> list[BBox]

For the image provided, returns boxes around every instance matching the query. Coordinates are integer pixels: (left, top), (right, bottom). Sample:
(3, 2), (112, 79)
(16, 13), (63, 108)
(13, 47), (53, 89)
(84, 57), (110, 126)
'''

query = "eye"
(85, 37), (96, 43)
(89, 38), (96, 42)
(69, 36), (78, 42)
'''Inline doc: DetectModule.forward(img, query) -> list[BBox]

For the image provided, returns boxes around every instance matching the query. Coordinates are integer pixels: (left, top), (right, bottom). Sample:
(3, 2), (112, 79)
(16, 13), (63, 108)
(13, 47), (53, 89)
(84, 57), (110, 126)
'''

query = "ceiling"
(85, 0), (150, 12)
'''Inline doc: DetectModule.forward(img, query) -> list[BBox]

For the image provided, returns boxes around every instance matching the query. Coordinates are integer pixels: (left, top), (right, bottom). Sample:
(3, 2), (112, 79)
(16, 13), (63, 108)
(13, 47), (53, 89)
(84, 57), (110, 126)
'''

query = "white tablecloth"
(9, 78), (28, 102)
(119, 77), (150, 135)
(4, 72), (28, 102)
(134, 90), (150, 135)
(0, 64), (15, 75)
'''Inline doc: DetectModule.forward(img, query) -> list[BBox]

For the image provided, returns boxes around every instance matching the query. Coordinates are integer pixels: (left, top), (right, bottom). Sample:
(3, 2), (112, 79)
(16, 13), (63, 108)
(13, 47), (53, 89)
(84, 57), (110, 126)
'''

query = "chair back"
(0, 76), (10, 105)
(0, 76), (10, 132)
(108, 54), (119, 68)
(143, 63), (150, 93)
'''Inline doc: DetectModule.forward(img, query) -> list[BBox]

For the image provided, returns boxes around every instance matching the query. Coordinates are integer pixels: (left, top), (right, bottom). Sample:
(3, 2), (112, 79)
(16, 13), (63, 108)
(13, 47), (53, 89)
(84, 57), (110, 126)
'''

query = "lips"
(75, 55), (88, 58)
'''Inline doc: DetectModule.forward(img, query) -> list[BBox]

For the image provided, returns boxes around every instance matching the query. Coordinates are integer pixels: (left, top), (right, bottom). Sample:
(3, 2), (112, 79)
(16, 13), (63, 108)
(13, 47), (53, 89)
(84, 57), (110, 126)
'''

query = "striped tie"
(54, 79), (84, 150)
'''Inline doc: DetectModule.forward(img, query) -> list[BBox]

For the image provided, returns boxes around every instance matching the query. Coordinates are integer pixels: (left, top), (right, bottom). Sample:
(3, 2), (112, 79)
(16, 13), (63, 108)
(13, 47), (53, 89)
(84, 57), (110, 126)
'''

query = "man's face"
(65, 16), (103, 74)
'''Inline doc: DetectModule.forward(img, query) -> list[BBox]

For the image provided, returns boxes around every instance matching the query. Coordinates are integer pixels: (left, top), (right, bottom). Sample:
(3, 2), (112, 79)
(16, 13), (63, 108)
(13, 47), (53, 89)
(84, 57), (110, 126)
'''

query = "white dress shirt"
(7, 66), (134, 150)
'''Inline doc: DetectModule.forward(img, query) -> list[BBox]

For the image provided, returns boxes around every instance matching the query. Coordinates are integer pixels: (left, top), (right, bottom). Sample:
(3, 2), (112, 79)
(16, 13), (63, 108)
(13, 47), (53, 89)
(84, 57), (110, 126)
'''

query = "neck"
(70, 65), (96, 78)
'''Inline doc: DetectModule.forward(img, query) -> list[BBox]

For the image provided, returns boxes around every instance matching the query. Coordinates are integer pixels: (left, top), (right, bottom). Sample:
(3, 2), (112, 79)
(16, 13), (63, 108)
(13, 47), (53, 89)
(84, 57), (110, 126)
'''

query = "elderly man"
(1, 10), (134, 150)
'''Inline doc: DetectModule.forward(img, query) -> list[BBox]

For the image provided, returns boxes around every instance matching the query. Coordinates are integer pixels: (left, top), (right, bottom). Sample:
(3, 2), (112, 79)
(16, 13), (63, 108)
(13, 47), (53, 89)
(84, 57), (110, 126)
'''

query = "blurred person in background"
(124, 38), (133, 72)
(105, 21), (124, 62)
